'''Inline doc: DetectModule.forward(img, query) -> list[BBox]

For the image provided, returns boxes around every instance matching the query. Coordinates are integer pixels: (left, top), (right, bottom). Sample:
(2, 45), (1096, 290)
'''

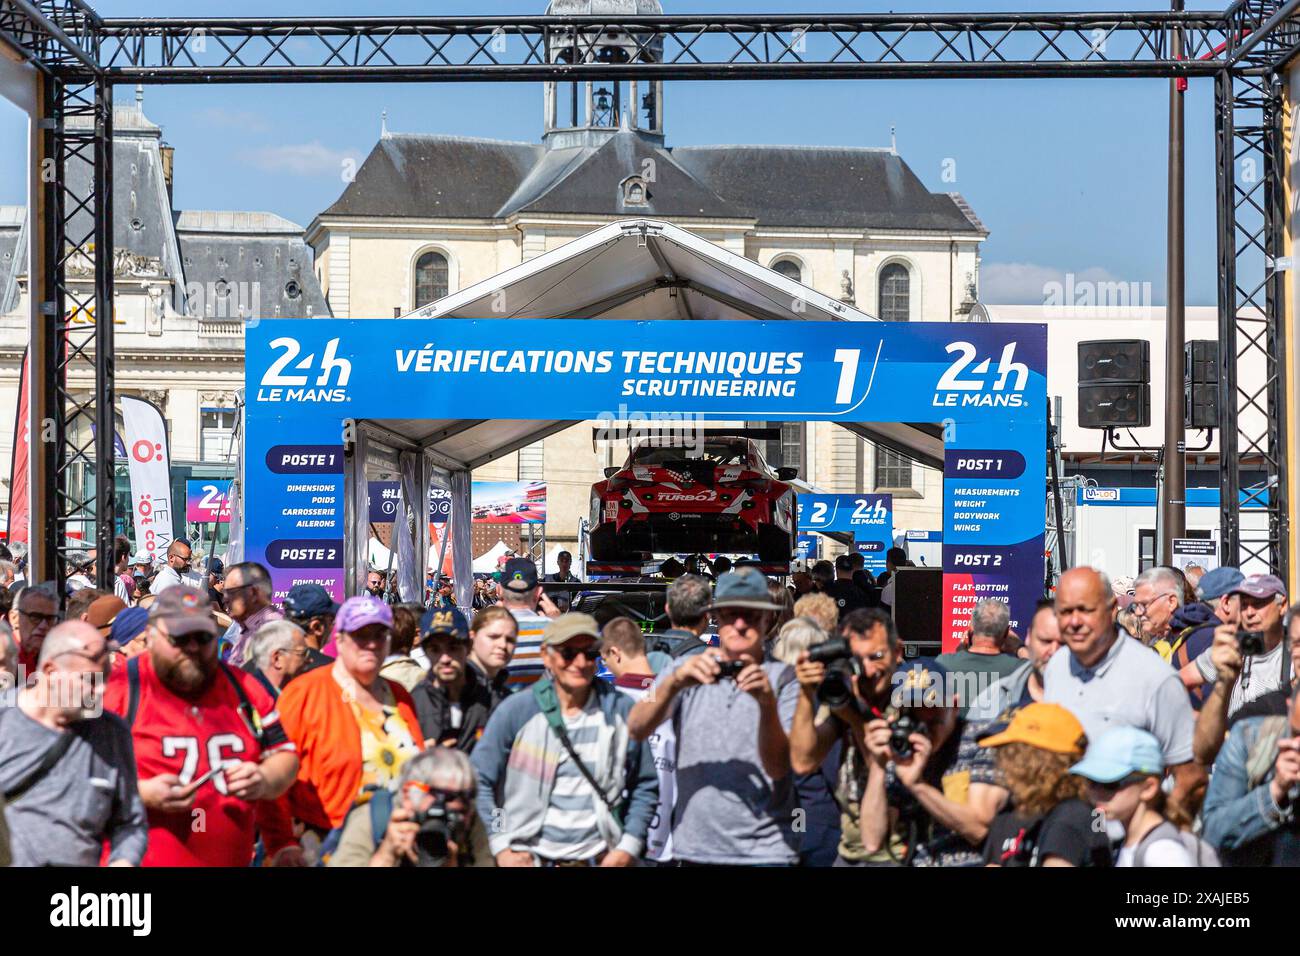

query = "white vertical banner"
(120, 395), (174, 563)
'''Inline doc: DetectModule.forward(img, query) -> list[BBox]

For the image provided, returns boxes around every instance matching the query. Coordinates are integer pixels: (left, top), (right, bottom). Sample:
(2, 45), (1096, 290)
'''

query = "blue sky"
(0, 0), (1221, 304)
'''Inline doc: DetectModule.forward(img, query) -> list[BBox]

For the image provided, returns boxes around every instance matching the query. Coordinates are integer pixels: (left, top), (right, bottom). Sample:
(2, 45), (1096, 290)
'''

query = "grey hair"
(399, 746), (477, 794)
(251, 619), (305, 671)
(666, 574), (712, 627)
(771, 616), (828, 665)
(1134, 566), (1185, 607)
(970, 598), (1011, 640)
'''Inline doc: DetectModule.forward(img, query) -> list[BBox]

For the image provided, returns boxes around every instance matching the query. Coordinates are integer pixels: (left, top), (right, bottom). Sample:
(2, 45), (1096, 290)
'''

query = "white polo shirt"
(1043, 630), (1195, 765)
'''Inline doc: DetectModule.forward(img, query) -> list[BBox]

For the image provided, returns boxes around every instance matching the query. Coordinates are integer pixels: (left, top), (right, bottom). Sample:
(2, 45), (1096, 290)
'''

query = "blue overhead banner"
(797, 493), (893, 574)
(244, 319), (1048, 647)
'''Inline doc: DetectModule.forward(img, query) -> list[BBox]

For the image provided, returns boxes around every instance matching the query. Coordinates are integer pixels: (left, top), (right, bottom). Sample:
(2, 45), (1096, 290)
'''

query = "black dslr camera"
(807, 638), (860, 709)
(1237, 629), (1267, 657)
(409, 794), (472, 868)
(889, 711), (929, 759)
(715, 659), (747, 680)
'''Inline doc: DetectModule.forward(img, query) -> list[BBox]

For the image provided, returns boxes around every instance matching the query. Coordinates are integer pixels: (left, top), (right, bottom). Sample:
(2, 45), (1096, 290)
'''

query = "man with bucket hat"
(628, 568), (803, 866)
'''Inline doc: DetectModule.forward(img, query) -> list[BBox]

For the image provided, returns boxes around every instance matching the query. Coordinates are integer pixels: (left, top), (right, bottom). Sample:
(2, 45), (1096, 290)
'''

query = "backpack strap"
(532, 680), (621, 821)
(126, 655), (142, 728)
(369, 787), (394, 846)
(1133, 820), (1182, 868)
(2, 723), (77, 803)
(217, 661), (264, 743)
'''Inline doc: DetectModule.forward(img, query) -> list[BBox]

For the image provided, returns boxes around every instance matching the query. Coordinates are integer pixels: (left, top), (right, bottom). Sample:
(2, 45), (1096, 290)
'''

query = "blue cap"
(110, 606), (150, 646)
(710, 568), (783, 611)
(283, 582), (340, 620)
(420, 606), (469, 642)
(891, 657), (952, 710)
(1070, 726), (1165, 783)
(1197, 566), (1245, 601)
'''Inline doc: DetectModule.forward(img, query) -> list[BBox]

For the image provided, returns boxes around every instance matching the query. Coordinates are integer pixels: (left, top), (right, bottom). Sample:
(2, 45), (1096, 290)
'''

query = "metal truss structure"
(1, 0), (1299, 587)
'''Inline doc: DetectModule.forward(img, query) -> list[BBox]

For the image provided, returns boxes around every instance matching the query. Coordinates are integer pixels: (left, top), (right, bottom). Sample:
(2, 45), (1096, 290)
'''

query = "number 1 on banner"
(833, 349), (860, 404)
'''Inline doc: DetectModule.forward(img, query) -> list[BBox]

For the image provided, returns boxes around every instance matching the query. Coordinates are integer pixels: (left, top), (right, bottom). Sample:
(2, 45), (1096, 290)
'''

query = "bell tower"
(543, 0), (665, 149)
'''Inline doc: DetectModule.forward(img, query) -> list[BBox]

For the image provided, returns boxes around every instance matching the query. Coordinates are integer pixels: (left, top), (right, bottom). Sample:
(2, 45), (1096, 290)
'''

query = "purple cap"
(1228, 573), (1287, 601)
(332, 594), (393, 636)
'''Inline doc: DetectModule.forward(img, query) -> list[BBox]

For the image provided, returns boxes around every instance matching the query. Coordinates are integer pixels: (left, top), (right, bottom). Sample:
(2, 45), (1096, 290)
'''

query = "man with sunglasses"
(628, 568), (802, 866)
(7, 583), (60, 681)
(473, 613), (658, 867)
(151, 539), (194, 596)
(0, 620), (147, 866)
(103, 585), (300, 866)
(222, 561), (283, 667)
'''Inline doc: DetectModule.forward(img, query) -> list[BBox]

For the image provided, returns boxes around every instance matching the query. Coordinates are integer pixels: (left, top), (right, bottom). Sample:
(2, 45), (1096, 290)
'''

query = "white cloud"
(237, 141), (359, 177)
(980, 261), (1126, 304)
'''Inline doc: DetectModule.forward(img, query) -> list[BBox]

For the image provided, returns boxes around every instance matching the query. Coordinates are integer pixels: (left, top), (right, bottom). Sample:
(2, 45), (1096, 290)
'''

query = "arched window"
(878, 263), (910, 322)
(772, 259), (802, 284)
(414, 251), (449, 308)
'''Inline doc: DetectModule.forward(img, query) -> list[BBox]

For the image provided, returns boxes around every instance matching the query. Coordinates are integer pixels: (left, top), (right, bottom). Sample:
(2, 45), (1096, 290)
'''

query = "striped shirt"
(506, 608), (550, 687)
(531, 700), (605, 861)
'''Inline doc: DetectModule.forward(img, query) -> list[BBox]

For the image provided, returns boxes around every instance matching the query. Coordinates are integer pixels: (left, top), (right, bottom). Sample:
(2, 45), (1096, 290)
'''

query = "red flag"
(7, 347), (29, 544)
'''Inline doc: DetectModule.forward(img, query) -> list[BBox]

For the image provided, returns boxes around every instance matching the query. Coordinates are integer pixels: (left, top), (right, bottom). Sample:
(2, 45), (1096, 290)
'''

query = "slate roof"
(1, 106), (330, 321)
(322, 129), (984, 234)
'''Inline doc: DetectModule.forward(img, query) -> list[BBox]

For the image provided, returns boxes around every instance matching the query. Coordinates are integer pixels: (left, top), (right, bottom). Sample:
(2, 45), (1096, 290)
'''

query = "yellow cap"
(977, 702), (1087, 757)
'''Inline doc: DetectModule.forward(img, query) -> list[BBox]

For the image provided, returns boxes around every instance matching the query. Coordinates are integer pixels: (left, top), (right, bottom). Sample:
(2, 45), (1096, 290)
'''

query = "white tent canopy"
(354, 219), (948, 603)
(472, 539), (515, 574)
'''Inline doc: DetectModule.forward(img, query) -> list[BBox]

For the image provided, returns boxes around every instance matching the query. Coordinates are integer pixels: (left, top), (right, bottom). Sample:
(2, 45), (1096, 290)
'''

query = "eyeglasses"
(18, 608), (61, 627)
(552, 643), (601, 663)
(1130, 591), (1177, 616)
(53, 644), (117, 671)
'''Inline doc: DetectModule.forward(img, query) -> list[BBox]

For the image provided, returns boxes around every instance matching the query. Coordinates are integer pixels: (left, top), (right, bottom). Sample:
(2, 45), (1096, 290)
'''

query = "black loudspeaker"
(1078, 339), (1150, 384)
(1185, 384), (1218, 430)
(1079, 383), (1151, 428)
(1184, 340), (1218, 386)
(1184, 340), (1219, 429)
(891, 567), (944, 656)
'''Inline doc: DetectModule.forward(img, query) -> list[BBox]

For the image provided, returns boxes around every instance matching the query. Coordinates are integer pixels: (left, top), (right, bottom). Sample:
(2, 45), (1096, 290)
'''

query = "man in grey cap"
(1187, 573), (1292, 765)
(628, 567), (802, 866)
(472, 612), (657, 866)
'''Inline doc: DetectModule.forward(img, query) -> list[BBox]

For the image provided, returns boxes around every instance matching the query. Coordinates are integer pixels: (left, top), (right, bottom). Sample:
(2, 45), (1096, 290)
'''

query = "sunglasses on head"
(553, 643), (601, 663)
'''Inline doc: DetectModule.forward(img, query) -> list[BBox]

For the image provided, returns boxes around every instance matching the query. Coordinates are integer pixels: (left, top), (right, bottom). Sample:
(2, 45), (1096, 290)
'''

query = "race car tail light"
(621, 499), (633, 509)
(742, 501), (756, 510)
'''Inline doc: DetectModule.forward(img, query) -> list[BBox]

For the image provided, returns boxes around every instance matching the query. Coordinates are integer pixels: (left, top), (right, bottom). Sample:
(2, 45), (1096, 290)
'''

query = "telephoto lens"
(808, 638), (857, 709)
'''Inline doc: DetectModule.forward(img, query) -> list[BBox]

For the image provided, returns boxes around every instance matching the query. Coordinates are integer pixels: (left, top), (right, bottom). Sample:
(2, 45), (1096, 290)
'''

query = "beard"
(154, 650), (216, 696)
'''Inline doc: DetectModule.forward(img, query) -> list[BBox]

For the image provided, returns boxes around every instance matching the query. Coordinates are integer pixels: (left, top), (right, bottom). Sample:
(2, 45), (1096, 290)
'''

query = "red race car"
(589, 434), (798, 563)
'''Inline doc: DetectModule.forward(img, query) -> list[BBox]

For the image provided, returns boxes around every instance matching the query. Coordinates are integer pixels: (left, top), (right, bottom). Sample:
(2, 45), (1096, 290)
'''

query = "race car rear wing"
(592, 426), (781, 444)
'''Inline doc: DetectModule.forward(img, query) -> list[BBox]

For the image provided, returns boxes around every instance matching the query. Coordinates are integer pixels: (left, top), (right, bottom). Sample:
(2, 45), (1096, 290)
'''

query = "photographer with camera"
(858, 659), (1006, 866)
(789, 608), (899, 866)
(628, 568), (802, 866)
(1186, 575), (1292, 767)
(329, 747), (490, 867)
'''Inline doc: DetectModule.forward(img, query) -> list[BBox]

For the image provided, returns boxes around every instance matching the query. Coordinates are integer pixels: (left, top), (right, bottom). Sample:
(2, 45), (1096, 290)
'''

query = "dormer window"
(621, 175), (650, 207)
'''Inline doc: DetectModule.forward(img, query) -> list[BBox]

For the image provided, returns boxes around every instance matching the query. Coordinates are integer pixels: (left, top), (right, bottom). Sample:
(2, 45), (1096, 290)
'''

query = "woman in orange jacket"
(277, 595), (424, 857)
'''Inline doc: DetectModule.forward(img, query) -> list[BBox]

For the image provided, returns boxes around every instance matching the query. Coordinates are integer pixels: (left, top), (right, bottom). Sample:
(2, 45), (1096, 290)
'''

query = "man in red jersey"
(104, 585), (299, 866)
